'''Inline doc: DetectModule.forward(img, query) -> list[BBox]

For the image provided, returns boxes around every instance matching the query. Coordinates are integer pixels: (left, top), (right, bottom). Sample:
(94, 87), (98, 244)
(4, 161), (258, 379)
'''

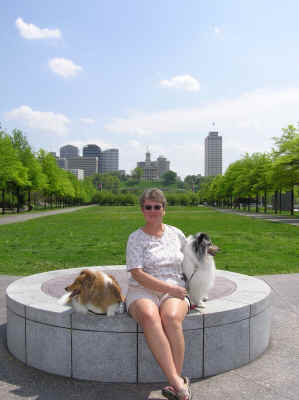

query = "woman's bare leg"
(129, 298), (185, 390)
(160, 297), (189, 376)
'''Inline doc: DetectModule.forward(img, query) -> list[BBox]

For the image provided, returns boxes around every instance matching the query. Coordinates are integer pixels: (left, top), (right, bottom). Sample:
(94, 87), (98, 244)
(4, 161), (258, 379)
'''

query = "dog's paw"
(106, 303), (119, 317)
(58, 293), (72, 306)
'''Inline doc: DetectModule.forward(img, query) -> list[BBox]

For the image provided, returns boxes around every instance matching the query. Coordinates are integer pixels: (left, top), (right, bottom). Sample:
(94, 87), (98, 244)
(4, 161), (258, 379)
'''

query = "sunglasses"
(144, 204), (163, 210)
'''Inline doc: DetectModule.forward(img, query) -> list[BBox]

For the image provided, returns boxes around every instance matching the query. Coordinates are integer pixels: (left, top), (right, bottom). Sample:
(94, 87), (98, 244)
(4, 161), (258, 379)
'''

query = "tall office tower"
(60, 145), (79, 159)
(83, 144), (101, 157)
(204, 131), (222, 176)
(67, 157), (98, 177)
(83, 144), (101, 172)
(100, 149), (119, 173)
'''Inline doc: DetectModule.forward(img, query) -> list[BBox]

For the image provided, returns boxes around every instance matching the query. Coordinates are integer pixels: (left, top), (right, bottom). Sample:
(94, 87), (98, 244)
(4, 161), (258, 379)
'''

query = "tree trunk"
(16, 187), (20, 214)
(256, 193), (259, 213)
(290, 186), (294, 216)
(2, 189), (5, 215)
(264, 191), (267, 214)
(28, 190), (33, 211)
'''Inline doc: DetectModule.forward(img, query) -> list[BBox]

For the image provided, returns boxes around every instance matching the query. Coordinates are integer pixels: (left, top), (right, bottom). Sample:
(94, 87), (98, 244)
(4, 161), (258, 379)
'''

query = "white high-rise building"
(204, 131), (222, 176)
(68, 169), (84, 180)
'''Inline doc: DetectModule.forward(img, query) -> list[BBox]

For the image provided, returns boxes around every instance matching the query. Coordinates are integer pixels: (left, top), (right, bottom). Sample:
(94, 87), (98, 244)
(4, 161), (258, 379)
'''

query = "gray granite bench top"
(6, 266), (271, 330)
(6, 266), (272, 383)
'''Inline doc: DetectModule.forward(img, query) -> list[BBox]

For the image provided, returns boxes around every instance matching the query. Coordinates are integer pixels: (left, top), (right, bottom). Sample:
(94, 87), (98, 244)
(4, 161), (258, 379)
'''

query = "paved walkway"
(1, 273), (299, 399)
(214, 208), (299, 226)
(0, 205), (95, 225)
(1, 206), (298, 227)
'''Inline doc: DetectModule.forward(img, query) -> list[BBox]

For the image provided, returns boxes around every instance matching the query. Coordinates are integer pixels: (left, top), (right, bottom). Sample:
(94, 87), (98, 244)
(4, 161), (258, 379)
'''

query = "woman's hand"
(168, 285), (188, 300)
(130, 269), (188, 299)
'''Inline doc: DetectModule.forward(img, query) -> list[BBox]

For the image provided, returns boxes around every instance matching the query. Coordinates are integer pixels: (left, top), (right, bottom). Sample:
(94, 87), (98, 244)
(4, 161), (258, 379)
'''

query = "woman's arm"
(130, 268), (187, 300)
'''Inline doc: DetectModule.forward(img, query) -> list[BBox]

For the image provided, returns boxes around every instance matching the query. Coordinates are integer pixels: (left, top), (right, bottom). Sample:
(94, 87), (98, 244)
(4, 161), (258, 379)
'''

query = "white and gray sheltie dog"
(183, 232), (218, 309)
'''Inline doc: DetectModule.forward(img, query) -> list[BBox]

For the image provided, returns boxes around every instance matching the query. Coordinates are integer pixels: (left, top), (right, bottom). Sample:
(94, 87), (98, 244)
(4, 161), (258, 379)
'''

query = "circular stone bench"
(6, 266), (272, 383)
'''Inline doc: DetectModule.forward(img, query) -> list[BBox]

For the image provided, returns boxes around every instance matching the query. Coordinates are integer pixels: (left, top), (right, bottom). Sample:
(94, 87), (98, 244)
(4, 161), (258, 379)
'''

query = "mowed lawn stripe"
(0, 205), (298, 276)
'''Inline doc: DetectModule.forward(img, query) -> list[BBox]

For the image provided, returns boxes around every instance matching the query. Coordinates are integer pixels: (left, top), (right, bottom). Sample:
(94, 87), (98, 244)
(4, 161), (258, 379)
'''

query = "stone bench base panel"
(6, 266), (272, 383)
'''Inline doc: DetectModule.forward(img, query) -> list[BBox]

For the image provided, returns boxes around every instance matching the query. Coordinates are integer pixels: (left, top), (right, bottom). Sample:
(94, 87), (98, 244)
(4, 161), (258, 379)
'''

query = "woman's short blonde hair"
(139, 188), (167, 208)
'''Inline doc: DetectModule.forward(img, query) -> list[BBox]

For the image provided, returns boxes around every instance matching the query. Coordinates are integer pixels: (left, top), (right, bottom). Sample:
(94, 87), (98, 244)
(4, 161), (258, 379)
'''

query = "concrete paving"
(1, 273), (299, 399)
(1, 205), (298, 227)
(0, 205), (95, 226)
(0, 207), (298, 398)
(215, 208), (299, 226)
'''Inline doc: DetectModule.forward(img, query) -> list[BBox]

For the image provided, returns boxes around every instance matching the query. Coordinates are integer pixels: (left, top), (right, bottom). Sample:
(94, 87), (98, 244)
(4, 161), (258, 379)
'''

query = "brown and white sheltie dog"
(58, 269), (124, 316)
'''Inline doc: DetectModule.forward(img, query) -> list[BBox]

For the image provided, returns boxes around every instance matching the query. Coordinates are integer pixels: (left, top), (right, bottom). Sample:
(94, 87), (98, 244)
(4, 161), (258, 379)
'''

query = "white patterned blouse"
(126, 224), (186, 288)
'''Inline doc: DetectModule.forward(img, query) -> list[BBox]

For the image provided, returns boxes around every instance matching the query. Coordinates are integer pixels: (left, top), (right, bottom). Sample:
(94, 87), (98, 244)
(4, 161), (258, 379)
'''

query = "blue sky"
(1, 0), (299, 178)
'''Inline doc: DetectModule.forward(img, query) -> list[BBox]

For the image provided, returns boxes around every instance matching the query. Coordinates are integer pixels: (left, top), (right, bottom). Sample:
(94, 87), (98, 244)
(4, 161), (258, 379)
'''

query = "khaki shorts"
(126, 284), (191, 313)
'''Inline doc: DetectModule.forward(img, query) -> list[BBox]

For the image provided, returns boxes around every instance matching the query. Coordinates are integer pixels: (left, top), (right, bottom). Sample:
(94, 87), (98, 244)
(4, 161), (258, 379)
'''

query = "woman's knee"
(160, 299), (187, 330)
(160, 309), (182, 330)
(131, 301), (160, 327)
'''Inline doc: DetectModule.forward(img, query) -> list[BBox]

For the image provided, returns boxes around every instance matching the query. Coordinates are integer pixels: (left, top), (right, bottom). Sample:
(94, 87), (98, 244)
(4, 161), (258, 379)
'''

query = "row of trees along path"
(0, 128), (96, 215)
(199, 125), (299, 215)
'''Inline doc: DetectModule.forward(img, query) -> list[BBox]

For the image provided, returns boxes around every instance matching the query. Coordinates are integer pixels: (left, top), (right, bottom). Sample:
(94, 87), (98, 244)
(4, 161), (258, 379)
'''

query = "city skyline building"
(137, 151), (170, 181)
(68, 169), (84, 180)
(83, 144), (102, 173)
(57, 144), (119, 176)
(204, 131), (223, 176)
(100, 149), (119, 173)
(157, 155), (170, 177)
(83, 144), (101, 158)
(60, 145), (79, 159)
(66, 157), (99, 177)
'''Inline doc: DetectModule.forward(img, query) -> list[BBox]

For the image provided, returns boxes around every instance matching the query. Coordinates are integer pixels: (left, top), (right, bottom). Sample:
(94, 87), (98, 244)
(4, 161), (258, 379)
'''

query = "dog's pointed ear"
(192, 232), (202, 253)
(80, 269), (95, 288)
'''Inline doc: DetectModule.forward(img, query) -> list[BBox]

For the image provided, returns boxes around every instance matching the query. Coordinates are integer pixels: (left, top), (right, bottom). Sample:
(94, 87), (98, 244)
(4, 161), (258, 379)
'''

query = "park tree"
(90, 173), (120, 193)
(0, 129), (29, 212)
(161, 170), (177, 186)
(184, 174), (203, 191)
(38, 150), (63, 207)
(131, 167), (143, 182)
(271, 125), (299, 215)
(249, 153), (272, 213)
(10, 129), (47, 210)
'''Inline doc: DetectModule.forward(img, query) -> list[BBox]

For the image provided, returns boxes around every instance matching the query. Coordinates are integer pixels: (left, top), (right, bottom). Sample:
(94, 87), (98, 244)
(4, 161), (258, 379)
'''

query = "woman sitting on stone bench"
(125, 188), (192, 400)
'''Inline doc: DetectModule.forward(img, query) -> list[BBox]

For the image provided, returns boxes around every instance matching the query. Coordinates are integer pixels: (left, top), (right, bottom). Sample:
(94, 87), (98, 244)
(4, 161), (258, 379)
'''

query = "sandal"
(162, 377), (192, 400)
(162, 385), (177, 400)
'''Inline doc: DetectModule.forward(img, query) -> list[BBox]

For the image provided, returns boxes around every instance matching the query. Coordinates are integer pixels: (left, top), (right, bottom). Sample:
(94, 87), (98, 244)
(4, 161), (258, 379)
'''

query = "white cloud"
(128, 139), (142, 149)
(16, 17), (61, 40)
(80, 118), (96, 125)
(105, 87), (299, 176)
(49, 58), (83, 78)
(5, 105), (70, 136)
(213, 26), (221, 35)
(160, 75), (200, 92)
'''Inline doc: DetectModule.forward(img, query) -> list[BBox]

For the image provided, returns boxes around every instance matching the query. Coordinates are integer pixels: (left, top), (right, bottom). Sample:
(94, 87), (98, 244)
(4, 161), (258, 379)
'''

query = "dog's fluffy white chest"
(183, 240), (216, 307)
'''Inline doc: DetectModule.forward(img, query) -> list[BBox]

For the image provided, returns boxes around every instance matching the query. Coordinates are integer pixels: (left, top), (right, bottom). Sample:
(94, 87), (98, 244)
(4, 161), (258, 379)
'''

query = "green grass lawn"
(0, 205), (298, 276)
